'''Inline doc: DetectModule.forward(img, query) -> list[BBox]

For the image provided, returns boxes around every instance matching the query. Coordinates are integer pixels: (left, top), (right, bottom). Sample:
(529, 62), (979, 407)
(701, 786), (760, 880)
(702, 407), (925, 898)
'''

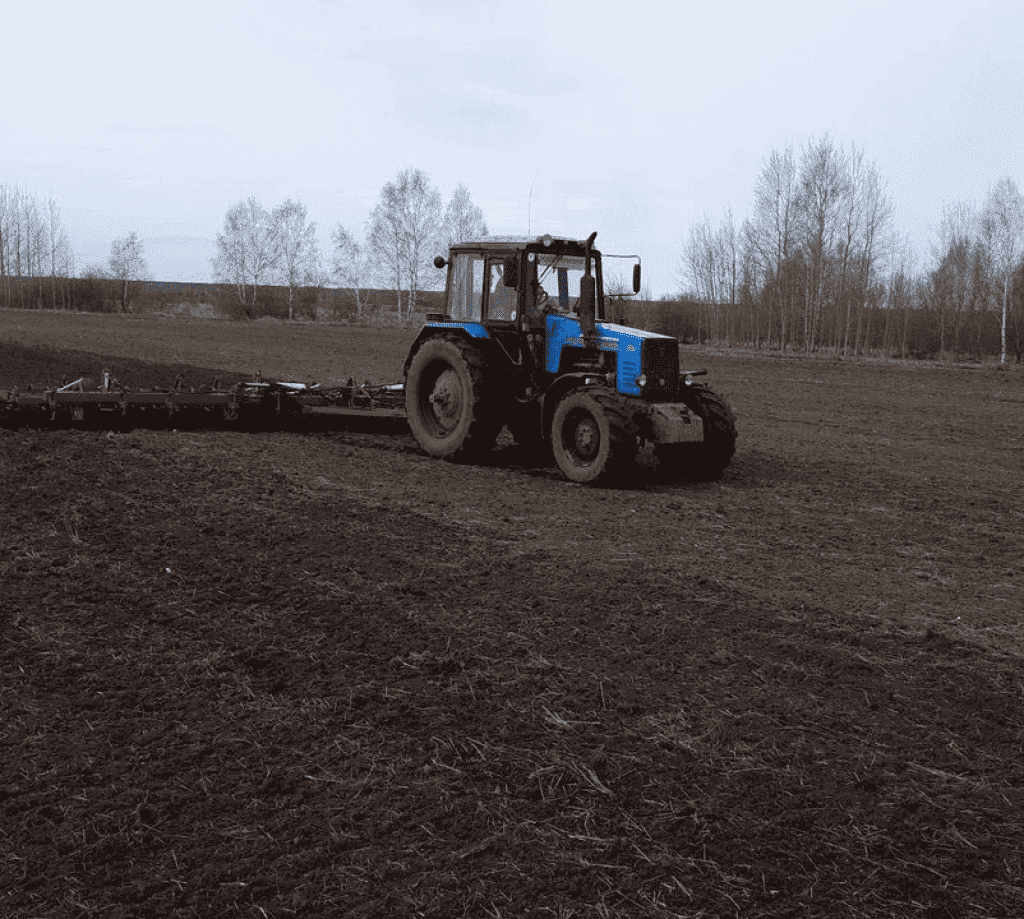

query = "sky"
(2, 0), (1022, 297)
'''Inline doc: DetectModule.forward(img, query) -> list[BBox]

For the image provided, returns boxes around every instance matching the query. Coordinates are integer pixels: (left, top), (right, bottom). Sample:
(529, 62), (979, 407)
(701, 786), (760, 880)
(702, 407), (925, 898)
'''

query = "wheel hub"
(429, 369), (462, 431)
(572, 416), (599, 460)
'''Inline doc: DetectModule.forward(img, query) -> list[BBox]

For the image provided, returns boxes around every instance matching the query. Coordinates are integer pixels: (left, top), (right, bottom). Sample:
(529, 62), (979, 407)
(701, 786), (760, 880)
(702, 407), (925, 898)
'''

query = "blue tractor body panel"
(422, 320), (491, 339)
(544, 315), (675, 397)
(416, 317), (677, 399)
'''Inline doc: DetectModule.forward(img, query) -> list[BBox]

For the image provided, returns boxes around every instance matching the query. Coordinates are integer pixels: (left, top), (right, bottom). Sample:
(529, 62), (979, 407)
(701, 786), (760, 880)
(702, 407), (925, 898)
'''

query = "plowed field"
(2, 310), (1023, 918)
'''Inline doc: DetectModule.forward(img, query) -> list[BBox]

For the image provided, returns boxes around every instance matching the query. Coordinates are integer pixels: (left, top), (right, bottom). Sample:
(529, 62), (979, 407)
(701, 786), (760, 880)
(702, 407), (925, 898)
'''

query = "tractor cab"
(430, 234), (622, 328)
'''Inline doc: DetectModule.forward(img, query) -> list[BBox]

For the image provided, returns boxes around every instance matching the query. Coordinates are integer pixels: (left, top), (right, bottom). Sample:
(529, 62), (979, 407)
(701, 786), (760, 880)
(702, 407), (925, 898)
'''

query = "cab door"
(446, 253), (485, 322)
(483, 257), (518, 324)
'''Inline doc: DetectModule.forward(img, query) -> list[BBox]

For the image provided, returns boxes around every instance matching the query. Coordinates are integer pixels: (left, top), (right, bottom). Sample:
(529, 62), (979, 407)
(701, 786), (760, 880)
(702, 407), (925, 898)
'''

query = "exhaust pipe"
(579, 231), (598, 347)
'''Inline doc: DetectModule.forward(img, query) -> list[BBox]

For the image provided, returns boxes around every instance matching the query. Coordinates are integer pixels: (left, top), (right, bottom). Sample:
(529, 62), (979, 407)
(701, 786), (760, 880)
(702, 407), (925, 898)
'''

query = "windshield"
(529, 252), (602, 317)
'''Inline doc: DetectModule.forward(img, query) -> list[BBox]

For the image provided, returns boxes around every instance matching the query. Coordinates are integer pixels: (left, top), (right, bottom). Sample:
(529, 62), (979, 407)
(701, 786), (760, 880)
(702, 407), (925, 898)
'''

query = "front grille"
(640, 338), (679, 399)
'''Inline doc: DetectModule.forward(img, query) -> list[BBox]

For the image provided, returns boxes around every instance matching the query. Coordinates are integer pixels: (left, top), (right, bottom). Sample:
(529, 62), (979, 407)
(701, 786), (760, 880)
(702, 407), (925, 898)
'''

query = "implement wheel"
(656, 384), (737, 482)
(551, 388), (636, 485)
(405, 336), (501, 461)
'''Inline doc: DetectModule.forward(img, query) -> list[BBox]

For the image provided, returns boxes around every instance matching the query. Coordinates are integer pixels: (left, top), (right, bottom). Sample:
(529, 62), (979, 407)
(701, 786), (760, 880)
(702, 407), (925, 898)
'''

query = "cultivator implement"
(0, 371), (407, 431)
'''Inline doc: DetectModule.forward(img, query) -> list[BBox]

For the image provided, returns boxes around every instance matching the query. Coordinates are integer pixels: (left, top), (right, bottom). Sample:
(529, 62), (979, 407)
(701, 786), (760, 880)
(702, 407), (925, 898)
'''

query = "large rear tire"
(551, 388), (636, 485)
(656, 384), (737, 482)
(405, 336), (502, 461)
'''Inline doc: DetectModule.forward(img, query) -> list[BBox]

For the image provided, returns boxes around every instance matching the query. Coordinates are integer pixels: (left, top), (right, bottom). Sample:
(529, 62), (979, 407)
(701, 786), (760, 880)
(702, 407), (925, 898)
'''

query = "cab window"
(447, 254), (484, 321)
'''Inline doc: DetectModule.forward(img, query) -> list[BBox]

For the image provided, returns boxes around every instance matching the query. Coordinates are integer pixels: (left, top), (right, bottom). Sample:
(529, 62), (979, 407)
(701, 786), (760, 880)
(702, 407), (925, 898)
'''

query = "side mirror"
(502, 257), (518, 287)
(434, 256), (447, 269)
(632, 263), (641, 293)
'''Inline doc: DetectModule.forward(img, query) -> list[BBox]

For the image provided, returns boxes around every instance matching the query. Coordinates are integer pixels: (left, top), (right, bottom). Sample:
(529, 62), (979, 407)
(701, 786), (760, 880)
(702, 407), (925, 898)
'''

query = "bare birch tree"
(368, 168), (445, 318)
(330, 224), (370, 319)
(441, 183), (488, 248)
(0, 184), (11, 308)
(745, 145), (798, 349)
(718, 208), (738, 346)
(211, 197), (278, 318)
(852, 162), (894, 355)
(681, 209), (739, 344)
(272, 199), (319, 320)
(928, 202), (977, 359)
(368, 179), (407, 317)
(108, 231), (151, 310)
(980, 177), (1024, 365)
(796, 135), (849, 352)
(400, 169), (443, 313)
(46, 196), (74, 309)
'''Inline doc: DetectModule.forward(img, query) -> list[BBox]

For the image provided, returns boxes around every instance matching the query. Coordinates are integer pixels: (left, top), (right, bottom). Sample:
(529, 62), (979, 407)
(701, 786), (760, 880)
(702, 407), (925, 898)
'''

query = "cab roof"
(449, 234), (597, 255)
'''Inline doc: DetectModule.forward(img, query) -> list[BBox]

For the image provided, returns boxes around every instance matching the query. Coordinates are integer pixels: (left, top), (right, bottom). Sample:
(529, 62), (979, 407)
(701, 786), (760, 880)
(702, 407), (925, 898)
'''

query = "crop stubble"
(1, 312), (1023, 917)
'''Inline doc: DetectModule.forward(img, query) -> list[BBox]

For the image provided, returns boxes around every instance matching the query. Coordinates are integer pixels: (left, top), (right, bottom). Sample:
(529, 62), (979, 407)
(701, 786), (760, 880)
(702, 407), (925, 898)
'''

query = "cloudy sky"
(2, 0), (1022, 296)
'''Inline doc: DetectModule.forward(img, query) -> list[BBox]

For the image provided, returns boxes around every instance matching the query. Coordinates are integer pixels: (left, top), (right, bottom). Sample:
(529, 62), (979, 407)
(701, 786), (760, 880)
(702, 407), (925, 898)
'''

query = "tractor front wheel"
(551, 388), (636, 485)
(405, 336), (501, 461)
(656, 384), (737, 482)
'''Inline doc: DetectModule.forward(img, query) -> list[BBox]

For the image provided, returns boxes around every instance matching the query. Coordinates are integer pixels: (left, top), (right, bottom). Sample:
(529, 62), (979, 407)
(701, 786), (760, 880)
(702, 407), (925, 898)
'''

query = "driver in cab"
(488, 263), (517, 321)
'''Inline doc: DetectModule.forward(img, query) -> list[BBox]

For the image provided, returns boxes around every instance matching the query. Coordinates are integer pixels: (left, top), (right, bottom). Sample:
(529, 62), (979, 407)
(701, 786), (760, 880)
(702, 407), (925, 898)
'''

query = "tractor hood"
(545, 315), (677, 397)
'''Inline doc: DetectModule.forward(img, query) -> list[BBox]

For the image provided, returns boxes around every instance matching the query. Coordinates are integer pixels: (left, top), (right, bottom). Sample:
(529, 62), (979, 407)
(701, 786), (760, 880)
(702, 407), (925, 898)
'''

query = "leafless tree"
(604, 269), (635, 325)
(745, 145), (798, 349)
(272, 199), (320, 320)
(0, 186), (77, 310)
(796, 135), (849, 352)
(717, 208), (739, 346)
(28, 195), (49, 305)
(835, 146), (867, 355)
(979, 177), (1024, 365)
(368, 180), (407, 317)
(368, 168), (446, 319)
(928, 202), (977, 359)
(211, 197), (278, 318)
(881, 241), (919, 359)
(44, 196), (75, 309)
(680, 209), (738, 344)
(681, 214), (717, 342)
(10, 186), (28, 306)
(0, 184), (11, 308)
(441, 183), (488, 249)
(107, 231), (150, 311)
(330, 224), (371, 319)
(851, 161), (894, 356)
(399, 169), (443, 313)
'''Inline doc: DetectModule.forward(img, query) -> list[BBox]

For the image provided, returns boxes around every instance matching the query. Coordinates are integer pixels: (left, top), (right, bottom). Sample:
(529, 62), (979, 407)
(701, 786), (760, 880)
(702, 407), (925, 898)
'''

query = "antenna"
(528, 171), (540, 235)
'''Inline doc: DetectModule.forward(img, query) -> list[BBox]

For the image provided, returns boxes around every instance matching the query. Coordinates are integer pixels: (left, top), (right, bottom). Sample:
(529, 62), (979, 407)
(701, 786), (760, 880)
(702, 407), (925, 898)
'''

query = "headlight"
(540, 234), (553, 247)
(684, 374), (693, 386)
(635, 374), (647, 388)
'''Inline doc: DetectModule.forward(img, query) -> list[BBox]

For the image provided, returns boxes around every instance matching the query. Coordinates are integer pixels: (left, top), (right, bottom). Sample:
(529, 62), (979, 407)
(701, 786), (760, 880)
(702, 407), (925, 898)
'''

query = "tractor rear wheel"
(656, 384), (737, 482)
(405, 336), (502, 461)
(551, 388), (636, 485)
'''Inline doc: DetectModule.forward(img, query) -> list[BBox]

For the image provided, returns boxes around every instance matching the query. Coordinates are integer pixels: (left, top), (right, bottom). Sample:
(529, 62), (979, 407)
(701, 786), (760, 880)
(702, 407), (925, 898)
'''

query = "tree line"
(211, 168), (487, 321)
(0, 180), (157, 314)
(0, 184), (76, 310)
(677, 136), (1024, 364)
(1, 170), (486, 321)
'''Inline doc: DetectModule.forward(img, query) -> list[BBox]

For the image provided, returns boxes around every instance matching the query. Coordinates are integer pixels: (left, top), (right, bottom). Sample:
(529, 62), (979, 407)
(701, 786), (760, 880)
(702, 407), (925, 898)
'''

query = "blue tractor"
(403, 232), (736, 485)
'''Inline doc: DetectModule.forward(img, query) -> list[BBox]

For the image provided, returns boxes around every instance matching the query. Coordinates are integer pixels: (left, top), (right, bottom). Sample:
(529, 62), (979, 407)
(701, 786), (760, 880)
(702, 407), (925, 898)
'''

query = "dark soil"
(2, 330), (1023, 918)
